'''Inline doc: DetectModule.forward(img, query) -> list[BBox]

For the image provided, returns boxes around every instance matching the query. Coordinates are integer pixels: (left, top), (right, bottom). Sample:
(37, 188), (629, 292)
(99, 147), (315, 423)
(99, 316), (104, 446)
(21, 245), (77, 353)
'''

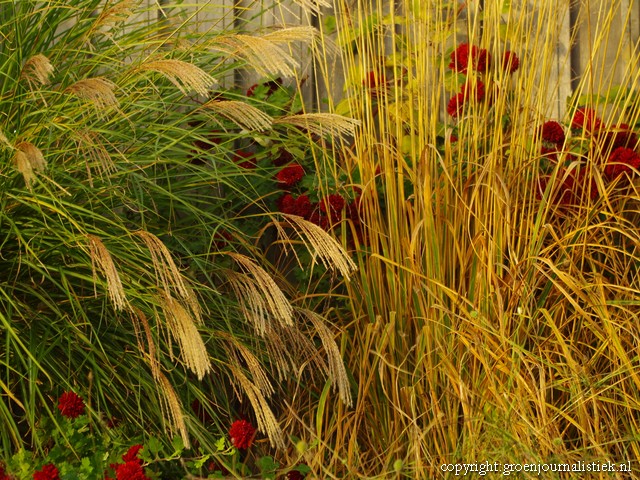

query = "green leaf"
(146, 436), (163, 459)
(215, 436), (226, 452)
(323, 15), (337, 34)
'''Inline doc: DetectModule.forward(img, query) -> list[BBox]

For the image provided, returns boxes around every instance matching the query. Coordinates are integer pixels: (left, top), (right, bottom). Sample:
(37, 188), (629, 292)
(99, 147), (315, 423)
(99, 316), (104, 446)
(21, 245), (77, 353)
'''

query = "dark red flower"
(536, 168), (597, 205)
(462, 80), (485, 102)
(540, 145), (560, 162)
(320, 194), (345, 223)
(502, 51), (519, 74)
(276, 163), (305, 187)
(122, 445), (143, 464)
(0, 465), (10, 480)
(277, 193), (297, 215)
(113, 461), (150, 480)
(233, 150), (256, 169)
(447, 92), (465, 118)
(605, 146), (640, 180)
(57, 391), (85, 419)
(571, 107), (603, 134)
(603, 124), (638, 152)
(294, 195), (313, 219)
(273, 148), (293, 166)
(33, 464), (59, 480)
(540, 121), (565, 145)
(229, 419), (256, 450)
(286, 470), (305, 479)
(449, 43), (490, 73)
(308, 209), (328, 230)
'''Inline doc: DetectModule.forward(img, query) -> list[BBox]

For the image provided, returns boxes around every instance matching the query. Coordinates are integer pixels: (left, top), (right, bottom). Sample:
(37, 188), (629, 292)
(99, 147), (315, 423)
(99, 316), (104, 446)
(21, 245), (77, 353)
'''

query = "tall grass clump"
(301, 0), (640, 477)
(0, 0), (356, 462)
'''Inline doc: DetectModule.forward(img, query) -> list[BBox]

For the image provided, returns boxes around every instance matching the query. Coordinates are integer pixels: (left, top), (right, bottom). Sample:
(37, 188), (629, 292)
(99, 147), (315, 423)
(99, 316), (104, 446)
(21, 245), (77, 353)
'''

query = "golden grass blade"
(65, 77), (118, 109)
(160, 293), (211, 380)
(92, 0), (134, 32)
(20, 54), (54, 86)
(298, 309), (352, 407)
(202, 100), (273, 131)
(86, 234), (129, 311)
(226, 252), (294, 332)
(0, 129), (10, 148)
(137, 60), (217, 97)
(230, 365), (285, 449)
(277, 214), (357, 278)
(274, 113), (359, 139)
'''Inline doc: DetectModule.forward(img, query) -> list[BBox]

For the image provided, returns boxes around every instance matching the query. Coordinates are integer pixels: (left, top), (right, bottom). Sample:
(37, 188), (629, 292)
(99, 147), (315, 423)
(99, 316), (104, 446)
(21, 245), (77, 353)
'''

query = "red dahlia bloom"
(447, 93), (465, 118)
(286, 470), (305, 479)
(449, 44), (490, 73)
(540, 121), (565, 145)
(604, 124), (638, 151)
(233, 150), (256, 169)
(57, 391), (85, 419)
(229, 419), (256, 450)
(536, 168), (597, 205)
(0, 465), (10, 480)
(571, 107), (603, 134)
(462, 80), (485, 102)
(276, 163), (305, 187)
(33, 464), (60, 480)
(605, 146), (640, 179)
(502, 51), (520, 74)
(122, 445), (144, 463)
(277, 193), (296, 214)
(320, 194), (345, 223)
(113, 461), (150, 480)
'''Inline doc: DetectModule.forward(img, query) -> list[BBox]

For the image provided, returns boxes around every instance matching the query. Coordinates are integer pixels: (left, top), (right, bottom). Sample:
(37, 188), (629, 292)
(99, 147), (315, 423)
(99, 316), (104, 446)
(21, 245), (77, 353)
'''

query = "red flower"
(122, 445), (143, 463)
(320, 194), (345, 223)
(294, 195), (313, 219)
(33, 464), (59, 480)
(540, 121), (565, 145)
(462, 80), (485, 102)
(57, 391), (85, 419)
(540, 145), (560, 162)
(536, 168), (597, 205)
(502, 51), (519, 74)
(447, 93), (465, 118)
(286, 470), (305, 479)
(571, 107), (603, 134)
(233, 150), (256, 169)
(308, 210), (328, 230)
(603, 124), (638, 152)
(276, 163), (305, 187)
(229, 419), (256, 450)
(277, 193), (297, 214)
(605, 146), (640, 180)
(273, 148), (293, 166)
(449, 44), (490, 73)
(113, 461), (150, 480)
(0, 465), (11, 480)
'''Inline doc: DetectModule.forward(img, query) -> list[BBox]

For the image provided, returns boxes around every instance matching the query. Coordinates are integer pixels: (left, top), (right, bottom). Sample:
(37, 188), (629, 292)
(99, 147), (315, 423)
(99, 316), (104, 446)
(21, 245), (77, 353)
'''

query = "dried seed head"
(225, 252), (294, 333)
(21, 54), (54, 86)
(275, 113), (360, 139)
(138, 60), (217, 97)
(203, 100), (272, 131)
(87, 234), (128, 311)
(66, 77), (118, 109)
(13, 141), (46, 188)
(158, 373), (190, 449)
(277, 214), (357, 278)
(211, 34), (299, 78)
(160, 293), (211, 380)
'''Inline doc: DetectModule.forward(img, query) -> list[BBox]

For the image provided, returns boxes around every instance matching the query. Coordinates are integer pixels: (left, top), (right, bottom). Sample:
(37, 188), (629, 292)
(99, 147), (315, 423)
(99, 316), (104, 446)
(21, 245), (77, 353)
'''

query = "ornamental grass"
(286, 0), (640, 477)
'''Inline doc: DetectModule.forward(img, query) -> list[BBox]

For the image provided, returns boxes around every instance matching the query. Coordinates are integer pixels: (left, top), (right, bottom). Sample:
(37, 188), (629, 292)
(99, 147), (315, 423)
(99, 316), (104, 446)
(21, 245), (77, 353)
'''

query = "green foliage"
(0, 0), (355, 464)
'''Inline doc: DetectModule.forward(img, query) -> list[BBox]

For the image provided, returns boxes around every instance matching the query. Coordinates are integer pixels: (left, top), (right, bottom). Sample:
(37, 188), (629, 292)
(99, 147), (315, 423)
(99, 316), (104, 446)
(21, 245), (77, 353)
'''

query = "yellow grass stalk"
(65, 77), (119, 109)
(210, 34), (301, 78)
(133, 230), (201, 322)
(86, 234), (129, 311)
(225, 252), (293, 333)
(276, 214), (357, 278)
(137, 59), (217, 97)
(159, 292), (211, 380)
(298, 308), (352, 407)
(20, 54), (54, 86)
(202, 100), (273, 131)
(229, 365), (285, 449)
(274, 113), (359, 139)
